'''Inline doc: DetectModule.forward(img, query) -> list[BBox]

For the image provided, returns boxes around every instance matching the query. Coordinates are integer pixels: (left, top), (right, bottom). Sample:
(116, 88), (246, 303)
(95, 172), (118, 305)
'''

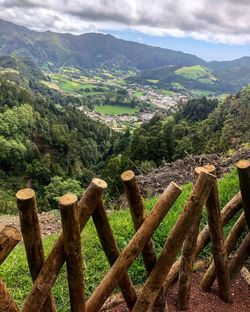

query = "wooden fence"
(0, 160), (249, 312)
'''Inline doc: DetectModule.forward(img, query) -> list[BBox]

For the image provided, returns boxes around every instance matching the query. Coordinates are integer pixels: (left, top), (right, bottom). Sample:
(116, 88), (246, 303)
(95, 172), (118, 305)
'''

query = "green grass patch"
(95, 105), (139, 115)
(175, 65), (217, 84)
(160, 89), (175, 96)
(0, 67), (19, 74)
(133, 90), (145, 97)
(0, 168), (241, 310)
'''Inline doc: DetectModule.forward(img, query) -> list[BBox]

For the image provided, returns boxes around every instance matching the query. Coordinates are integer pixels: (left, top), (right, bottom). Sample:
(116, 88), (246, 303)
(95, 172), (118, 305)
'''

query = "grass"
(95, 105), (139, 115)
(0, 168), (242, 311)
(160, 89), (175, 96)
(133, 90), (145, 97)
(0, 67), (19, 74)
(175, 65), (217, 84)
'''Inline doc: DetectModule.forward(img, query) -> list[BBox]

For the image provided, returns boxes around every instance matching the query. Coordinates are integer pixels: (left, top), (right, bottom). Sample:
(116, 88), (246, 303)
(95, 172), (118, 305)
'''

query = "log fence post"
(228, 233), (250, 282)
(200, 167), (232, 302)
(163, 191), (242, 292)
(60, 194), (85, 312)
(200, 212), (246, 291)
(86, 182), (182, 312)
(121, 170), (165, 311)
(131, 170), (216, 312)
(21, 178), (107, 312)
(92, 200), (138, 310)
(0, 279), (19, 312)
(237, 160), (250, 230)
(176, 165), (213, 310)
(0, 226), (21, 265)
(16, 188), (57, 312)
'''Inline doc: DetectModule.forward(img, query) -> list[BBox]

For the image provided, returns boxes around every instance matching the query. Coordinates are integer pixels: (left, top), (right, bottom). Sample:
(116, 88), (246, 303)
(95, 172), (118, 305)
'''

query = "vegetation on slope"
(0, 168), (243, 311)
(102, 90), (250, 196)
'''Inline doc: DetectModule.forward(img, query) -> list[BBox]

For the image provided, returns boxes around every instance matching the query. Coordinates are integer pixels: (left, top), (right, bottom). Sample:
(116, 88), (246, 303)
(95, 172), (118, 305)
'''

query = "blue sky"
(104, 29), (250, 61)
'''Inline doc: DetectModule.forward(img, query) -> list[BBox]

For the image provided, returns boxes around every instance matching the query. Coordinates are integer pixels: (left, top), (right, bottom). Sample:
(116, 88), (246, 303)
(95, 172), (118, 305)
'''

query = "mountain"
(0, 55), (45, 81)
(0, 19), (204, 70)
(1, 19), (250, 94)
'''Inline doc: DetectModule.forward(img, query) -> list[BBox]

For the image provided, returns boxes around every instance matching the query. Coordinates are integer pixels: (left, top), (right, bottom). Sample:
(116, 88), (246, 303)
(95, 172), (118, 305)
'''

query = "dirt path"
(0, 211), (61, 237)
(107, 271), (250, 312)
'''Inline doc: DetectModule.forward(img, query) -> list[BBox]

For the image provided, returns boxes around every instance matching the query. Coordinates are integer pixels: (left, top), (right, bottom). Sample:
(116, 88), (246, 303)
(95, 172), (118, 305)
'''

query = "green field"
(133, 90), (145, 97)
(0, 168), (242, 311)
(0, 67), (19, 74)
(175, 65), (217, 84)
(95, 105), (139, 115)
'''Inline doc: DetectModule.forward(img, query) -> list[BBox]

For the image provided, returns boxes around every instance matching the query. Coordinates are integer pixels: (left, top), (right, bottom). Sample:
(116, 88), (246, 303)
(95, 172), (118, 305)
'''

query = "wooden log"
(163, 191), (242, 292)
(237, 160), (250, 231)
(22, 178), (107, 312)
(200, 212), (246, 291)
(176, 166), (211, 310)
(229, 232), (250, 282)
(121, 170), (157, 274)
(86, 182), (182, 312)
(92, 200), (137, 310)
(0, 279), (19, 312)
(16, 188), (57, 312)
(121, 170), (165, 311)
(60, 194), (85, 312)
(131, 170), (216, 312)
(0, 226), (21, 265)
(201, 168), (232, 302)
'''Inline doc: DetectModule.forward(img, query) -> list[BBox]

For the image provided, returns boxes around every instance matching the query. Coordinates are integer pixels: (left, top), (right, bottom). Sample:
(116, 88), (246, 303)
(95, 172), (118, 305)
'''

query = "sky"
(0, 0), (250, 61)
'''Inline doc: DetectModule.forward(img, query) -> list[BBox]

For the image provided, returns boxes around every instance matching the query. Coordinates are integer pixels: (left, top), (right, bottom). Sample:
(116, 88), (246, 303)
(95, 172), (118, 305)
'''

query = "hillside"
(0, 19), (204, 71)
(102, 88), (250, 195)
(1, 19), (250, 94)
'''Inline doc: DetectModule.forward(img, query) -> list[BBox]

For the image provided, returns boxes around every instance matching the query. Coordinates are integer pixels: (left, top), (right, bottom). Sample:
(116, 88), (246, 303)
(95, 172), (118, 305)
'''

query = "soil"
(107, 271), (250, 312)
(137, 147), (250, 197)
(0, 211), (61, 237)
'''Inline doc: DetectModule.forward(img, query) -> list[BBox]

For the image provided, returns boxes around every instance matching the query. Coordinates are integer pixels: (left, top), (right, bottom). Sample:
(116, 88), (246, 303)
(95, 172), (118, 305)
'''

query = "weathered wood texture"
(163, 191), (242, 292)
(60, 194), (85, 312)
(201, 169), (232, 302)
(22, 178), (107, 312)
(200, 212), (246, 291)
(237, 160), (250, 231)
(121, 170), (165, 311)
(92, 200), (137, 310)
(131, 170), (216, 312)
(86, 182), (182, 312)
(16, 188), (56, 312)
(176, 166), (211, 310)
(0, 279), (19, 312)
(121, 170), (157, 274)
(0, 226), (21, 265)
(228, 233), (250, 282)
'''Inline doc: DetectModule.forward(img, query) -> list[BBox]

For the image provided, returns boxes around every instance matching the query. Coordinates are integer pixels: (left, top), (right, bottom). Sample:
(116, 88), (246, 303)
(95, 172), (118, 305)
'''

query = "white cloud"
(1, 0), (250, 44)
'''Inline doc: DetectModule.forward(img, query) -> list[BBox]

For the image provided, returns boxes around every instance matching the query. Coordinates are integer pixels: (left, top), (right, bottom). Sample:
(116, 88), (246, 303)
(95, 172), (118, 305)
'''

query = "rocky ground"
(0, 211), (61, 237)
(137, 147), (250, 197)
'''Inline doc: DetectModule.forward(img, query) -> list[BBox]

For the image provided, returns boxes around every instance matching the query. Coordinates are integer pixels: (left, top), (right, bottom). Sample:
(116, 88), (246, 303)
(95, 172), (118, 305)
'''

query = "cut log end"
(237, 160), (250, 170)
(202, 164), (216, 174)
(16, 188), (35, 201)
(169, 181), (182, 192)
(59, 193), (78, 206)
(92, 178), (108, 190)
(121, 170), (135, 182)
(2, 225), (21, 241)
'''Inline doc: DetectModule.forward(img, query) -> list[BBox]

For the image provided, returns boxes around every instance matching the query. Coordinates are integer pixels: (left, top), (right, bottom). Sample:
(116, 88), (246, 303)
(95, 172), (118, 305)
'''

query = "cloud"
(1, 0), (250, 44)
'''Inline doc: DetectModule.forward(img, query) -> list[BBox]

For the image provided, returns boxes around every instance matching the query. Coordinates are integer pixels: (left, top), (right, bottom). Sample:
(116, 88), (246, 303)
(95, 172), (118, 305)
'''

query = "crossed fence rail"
(0, 160), (249, 312)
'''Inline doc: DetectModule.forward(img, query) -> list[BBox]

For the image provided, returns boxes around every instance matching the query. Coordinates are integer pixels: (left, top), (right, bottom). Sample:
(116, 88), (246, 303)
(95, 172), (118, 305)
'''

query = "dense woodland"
(0, 51), (250, 211)
(103, 90), (250, 195)
(0, 77), (115, 212)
